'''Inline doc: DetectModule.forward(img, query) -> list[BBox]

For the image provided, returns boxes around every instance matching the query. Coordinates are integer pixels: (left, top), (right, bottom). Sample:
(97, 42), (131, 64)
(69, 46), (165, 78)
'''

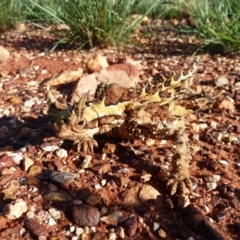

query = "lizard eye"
(78, 120), (85, 125)
(77, 119), (87, 128)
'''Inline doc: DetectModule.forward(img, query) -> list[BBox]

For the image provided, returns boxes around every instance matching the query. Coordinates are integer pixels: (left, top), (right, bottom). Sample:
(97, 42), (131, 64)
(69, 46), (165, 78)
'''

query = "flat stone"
(43, 191), (72, 202)
(49, 171), (76, 183)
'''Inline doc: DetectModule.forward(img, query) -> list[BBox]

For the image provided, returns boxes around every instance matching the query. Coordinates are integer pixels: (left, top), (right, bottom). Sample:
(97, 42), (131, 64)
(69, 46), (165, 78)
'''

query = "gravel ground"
(0, 23), (240, 240)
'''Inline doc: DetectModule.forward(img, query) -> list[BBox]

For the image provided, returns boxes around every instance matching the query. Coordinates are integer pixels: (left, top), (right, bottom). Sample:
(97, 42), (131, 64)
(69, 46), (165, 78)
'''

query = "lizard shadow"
(0, 114), (54, 151)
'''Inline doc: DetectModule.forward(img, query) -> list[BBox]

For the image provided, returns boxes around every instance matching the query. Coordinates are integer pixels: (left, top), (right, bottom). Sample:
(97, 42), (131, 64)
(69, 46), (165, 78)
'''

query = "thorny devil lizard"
(47, 63), (210, 196)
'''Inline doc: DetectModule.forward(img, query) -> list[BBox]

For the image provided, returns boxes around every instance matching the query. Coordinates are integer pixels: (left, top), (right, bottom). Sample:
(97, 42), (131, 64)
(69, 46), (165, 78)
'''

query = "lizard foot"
(74, 136), (98, 152)
(166, 172), (193, 196)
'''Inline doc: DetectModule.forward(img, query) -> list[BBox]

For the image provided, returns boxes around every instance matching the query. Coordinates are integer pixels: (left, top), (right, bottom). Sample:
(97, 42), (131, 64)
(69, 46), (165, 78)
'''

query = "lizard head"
(47, 88), (88, 133)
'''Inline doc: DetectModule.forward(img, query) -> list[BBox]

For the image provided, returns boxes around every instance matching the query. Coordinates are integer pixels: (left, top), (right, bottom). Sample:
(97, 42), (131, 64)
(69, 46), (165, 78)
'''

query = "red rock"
(24, 219), (49, 237)
(71, 204), (100, 227)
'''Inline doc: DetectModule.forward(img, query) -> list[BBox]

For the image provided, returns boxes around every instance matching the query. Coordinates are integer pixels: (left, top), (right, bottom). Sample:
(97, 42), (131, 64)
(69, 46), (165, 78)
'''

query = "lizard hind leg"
(167, 128), (193, 195)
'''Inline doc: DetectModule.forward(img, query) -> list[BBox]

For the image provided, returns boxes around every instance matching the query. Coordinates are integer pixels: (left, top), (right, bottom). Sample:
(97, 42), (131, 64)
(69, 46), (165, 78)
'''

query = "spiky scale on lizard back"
(47, 64), (198, 195)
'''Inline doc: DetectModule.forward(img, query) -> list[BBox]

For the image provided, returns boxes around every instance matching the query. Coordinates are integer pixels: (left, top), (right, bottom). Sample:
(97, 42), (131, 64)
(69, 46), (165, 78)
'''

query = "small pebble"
(109, 232), (117, 240)
(204, 174), (221, 182)
(37, 210), (51, 221)
(101, 207), (108, 214)
(41, 69), (48, 74)
(95, 184), (102, 190)
(24, 99), (36, 108)
(153, 222), (160, 231)
(3, 198), (28, 219)
(29, 186), (38, 193)
(40, 142), (59, 152)
(215, 76), (229, 87)
(26, 211), (35, 219)
(219, 159), (229, 165)
(48, 218), (56, 226)
(117, 227), (125, 239)
(191, 178), (198, 190)
(33, 65), (40, 71)
(138, 217), (144, 224)
(75, 227), (84, 236)
(28, 165), (42, 176)
(100, 211), (123, 226)
(216, 213), (226, 222)
(140, 174), (152, 182)
(210, 121), (217, 129)
(49, 208), (61, 220)
(23, 155), (34, 171)
(198, 123), (208, 129)
(101, 179), (107, 186)
(70, 225), (75, 232)
(9, 96), (22, 104)
(55, 148), (68, 158)
(206, 182), (218, 191)
(81, 155), (92, 169)
(158, 228), (167, 238)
